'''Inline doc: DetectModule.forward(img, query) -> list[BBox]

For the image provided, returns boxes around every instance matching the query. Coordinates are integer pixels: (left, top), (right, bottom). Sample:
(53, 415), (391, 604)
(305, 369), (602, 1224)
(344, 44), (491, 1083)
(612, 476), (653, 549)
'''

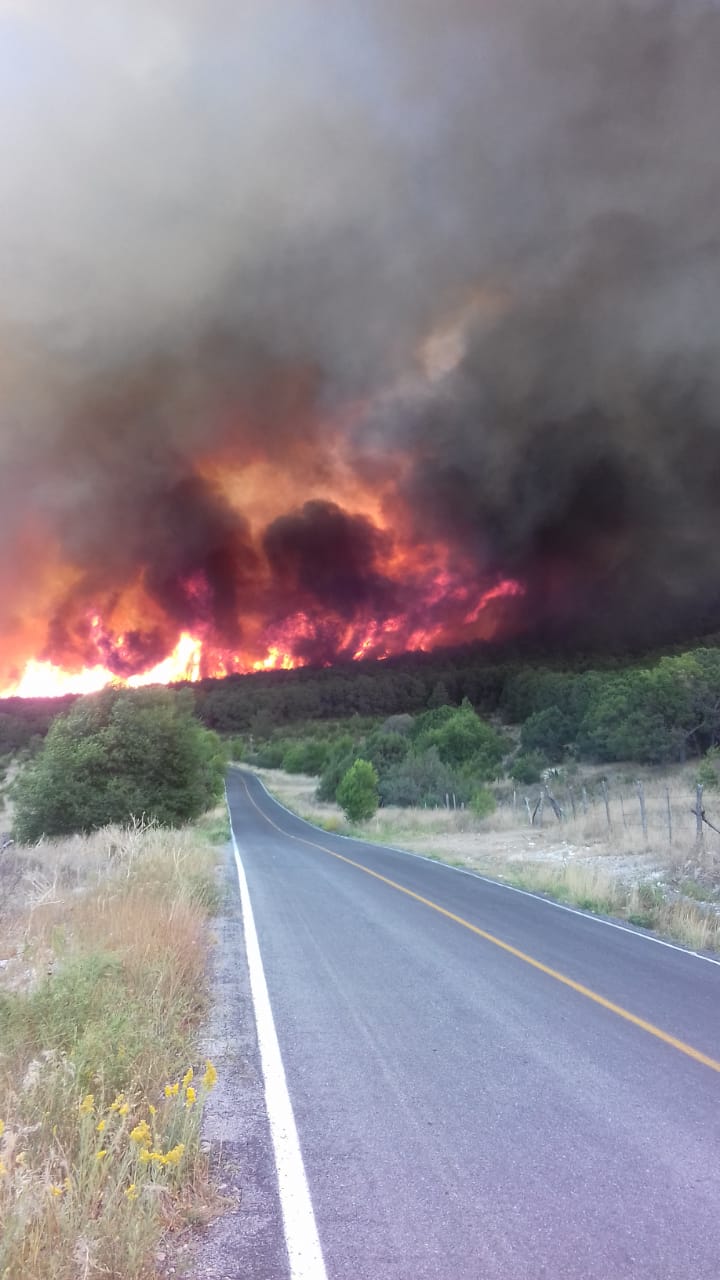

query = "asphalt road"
(226, 769), (720, 1280)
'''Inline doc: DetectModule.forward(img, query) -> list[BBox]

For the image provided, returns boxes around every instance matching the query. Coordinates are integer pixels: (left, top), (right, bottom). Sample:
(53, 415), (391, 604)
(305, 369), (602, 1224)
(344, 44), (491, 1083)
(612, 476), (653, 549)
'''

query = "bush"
(379, 747), (470, 808)
(336, 759), (379, 823)
(521, 707), (571, 759)
(253, 740), (287, 769)
(413, 700), (505, 778)
(510, 752), (547, 785)
(281, 740), (330, 776)
(697, 748), (720, 791)
(316, 736), (357, 802)
(12, 688), (226, 843)
(470, 787), (496, 819)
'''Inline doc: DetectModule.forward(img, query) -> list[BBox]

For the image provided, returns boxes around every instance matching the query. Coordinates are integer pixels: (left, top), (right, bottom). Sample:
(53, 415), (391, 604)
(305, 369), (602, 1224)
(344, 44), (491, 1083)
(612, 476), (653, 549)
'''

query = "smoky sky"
(2, 0), (720, 672)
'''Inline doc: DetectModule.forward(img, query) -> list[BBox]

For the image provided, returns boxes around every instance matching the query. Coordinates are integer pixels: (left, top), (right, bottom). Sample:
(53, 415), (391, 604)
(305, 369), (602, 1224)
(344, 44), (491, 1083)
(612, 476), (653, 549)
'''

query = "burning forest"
(3, 1), (720, 697)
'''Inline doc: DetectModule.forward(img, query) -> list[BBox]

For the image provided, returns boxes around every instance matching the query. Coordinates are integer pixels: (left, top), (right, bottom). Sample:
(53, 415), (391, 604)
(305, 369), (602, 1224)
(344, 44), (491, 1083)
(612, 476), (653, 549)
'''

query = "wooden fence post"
(636, 780), (648, 842)
(524, 796), (532, 825)
(695, 783), (704, 847)
(601, 779), (612, 831)
(619, 794), (628, 830)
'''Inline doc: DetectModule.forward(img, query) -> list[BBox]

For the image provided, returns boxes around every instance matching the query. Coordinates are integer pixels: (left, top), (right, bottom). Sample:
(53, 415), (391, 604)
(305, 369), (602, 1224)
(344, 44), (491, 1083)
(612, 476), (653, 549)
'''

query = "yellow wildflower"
(109, 1093), (125, 1112)
(203, 1061), (218, 1090)
(118, 1103), (129, 1116)
(139, 1149), (163, 1164)
(96, 1149), (107, 1161)
(124, 1183), (138, 1201)
(148, 1104), (156, 1117)
(0, 1119), (5, 1138)
(185, 1086), (196, 1108)
(161, 1143), (185, 1167)
(96, 1119), (106, 1133)
(164, 1082), (179, 1098)
(49, 1185), (64, 1198)
(130, 1120), (151, 1146)
(182, 1067), (193, 1089)
(79, 1094), (94, 1116)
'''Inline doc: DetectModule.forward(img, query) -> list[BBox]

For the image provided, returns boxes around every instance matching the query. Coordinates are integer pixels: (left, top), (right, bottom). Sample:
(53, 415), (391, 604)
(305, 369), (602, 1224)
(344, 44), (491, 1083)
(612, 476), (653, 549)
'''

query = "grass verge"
(0, 813), (226, 1279)
(468, 860), (720, 952)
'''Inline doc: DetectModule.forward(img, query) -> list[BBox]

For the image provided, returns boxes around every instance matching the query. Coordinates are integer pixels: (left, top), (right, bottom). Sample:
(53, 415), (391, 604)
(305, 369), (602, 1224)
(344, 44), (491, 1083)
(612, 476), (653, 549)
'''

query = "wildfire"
(0, 569), (525, 699)
(0, 404), (527, 699)
(3, 633), (203, 700)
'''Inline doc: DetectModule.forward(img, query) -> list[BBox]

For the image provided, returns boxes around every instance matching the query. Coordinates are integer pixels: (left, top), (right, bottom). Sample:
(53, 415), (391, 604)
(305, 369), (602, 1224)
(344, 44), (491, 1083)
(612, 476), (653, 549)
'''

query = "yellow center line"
(239, 777), (720, 1076)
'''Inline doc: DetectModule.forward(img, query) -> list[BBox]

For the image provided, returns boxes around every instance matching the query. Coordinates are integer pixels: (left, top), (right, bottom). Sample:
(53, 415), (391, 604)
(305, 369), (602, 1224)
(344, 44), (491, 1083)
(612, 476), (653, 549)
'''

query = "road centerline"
(239, 775), (720, 1077)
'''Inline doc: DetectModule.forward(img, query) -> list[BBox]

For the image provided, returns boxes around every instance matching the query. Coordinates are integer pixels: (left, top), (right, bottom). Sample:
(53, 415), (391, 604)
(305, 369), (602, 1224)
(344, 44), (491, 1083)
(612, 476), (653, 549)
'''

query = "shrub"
(281, 740), (330, 776)
(697, 747), (720, 791)
(253, 740), (287, 769)
(470, 787), (496, 819)
(520, 707), (572, 759)
(510, 752), (547, 785)
(12, 688), (225, 843)
(336, 759), (379, 823)
(316, 736), (357, 802)
(379, 746), (464, 808)
(414, 700), (505, 778)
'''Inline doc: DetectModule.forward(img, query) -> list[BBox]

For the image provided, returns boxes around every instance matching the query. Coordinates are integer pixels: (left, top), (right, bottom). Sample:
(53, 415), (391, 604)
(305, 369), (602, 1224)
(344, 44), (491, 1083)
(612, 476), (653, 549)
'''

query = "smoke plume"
(2, 0), (720, 686)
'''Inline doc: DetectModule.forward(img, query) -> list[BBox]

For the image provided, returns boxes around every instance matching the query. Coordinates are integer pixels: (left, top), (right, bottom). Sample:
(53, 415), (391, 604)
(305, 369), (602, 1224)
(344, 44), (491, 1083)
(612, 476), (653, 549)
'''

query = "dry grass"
(0, 811), (226, 1280)
(253, 767), (720, 952)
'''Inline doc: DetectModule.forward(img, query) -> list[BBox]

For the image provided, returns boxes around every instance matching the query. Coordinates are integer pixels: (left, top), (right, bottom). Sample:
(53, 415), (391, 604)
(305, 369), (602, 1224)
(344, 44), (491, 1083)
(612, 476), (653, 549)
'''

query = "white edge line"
(225, 790), (328, 1280)
(239, 767), (720, 970)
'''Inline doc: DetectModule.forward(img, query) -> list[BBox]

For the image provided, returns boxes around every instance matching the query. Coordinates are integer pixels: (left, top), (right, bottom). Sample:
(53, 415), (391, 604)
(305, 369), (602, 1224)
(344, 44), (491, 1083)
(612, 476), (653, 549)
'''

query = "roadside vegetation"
(0, 688), (231, 1277)
(12, 687), (226, 844)
(0, 812), (225, 1279)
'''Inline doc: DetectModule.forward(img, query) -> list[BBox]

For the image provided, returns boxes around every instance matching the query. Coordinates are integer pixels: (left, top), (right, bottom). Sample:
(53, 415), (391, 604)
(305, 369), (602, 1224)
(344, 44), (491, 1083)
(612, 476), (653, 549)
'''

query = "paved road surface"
(226, 769), (720, 1280)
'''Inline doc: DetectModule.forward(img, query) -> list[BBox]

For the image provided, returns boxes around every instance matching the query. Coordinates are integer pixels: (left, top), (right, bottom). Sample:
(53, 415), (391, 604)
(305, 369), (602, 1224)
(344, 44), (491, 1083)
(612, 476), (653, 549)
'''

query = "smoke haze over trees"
(3, 2), (720, 679)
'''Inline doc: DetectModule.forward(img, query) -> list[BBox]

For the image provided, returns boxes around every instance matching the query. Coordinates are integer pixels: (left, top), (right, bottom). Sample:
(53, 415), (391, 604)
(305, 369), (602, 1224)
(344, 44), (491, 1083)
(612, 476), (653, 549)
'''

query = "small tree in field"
(336, 758), (379, 823)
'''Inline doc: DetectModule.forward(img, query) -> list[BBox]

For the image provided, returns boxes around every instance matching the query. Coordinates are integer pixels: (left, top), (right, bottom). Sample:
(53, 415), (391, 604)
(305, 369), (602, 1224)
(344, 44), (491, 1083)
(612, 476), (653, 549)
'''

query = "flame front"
(0, 451), (526, 699)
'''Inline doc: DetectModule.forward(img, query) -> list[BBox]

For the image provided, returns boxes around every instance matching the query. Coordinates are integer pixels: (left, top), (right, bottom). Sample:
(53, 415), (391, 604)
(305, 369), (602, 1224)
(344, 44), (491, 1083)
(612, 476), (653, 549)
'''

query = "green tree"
(415, 701), (505, 778)
(336, 759), (379, 823)
(13, 688), (225, 843)
(521, 707), (571, 760)
(510, 751), (547, 784)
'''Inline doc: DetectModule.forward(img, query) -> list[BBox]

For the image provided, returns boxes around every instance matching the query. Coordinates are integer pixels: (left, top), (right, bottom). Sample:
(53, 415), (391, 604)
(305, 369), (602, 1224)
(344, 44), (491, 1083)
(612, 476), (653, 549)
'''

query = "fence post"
(601, 779), (612, 831)
(695, 783), (704, 846)
(665, 786), (672, 845)
(524, 796), (532, 824)
(636, 780), (648, 842)
(532, 792), (545, 827)
(581, 786), (589, 815)
(619, 794), (628, 830)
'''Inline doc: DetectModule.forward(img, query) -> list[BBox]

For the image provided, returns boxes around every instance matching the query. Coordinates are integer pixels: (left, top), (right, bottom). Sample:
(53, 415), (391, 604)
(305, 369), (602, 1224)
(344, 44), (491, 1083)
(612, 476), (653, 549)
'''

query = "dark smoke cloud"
(2, 0), (720, 675)
(263, 501), (397, 621)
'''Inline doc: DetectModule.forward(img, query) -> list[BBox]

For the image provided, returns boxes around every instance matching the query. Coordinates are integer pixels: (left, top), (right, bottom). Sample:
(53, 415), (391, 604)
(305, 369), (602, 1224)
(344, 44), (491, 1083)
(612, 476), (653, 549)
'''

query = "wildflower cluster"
(0, 1059), (219, 1265)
